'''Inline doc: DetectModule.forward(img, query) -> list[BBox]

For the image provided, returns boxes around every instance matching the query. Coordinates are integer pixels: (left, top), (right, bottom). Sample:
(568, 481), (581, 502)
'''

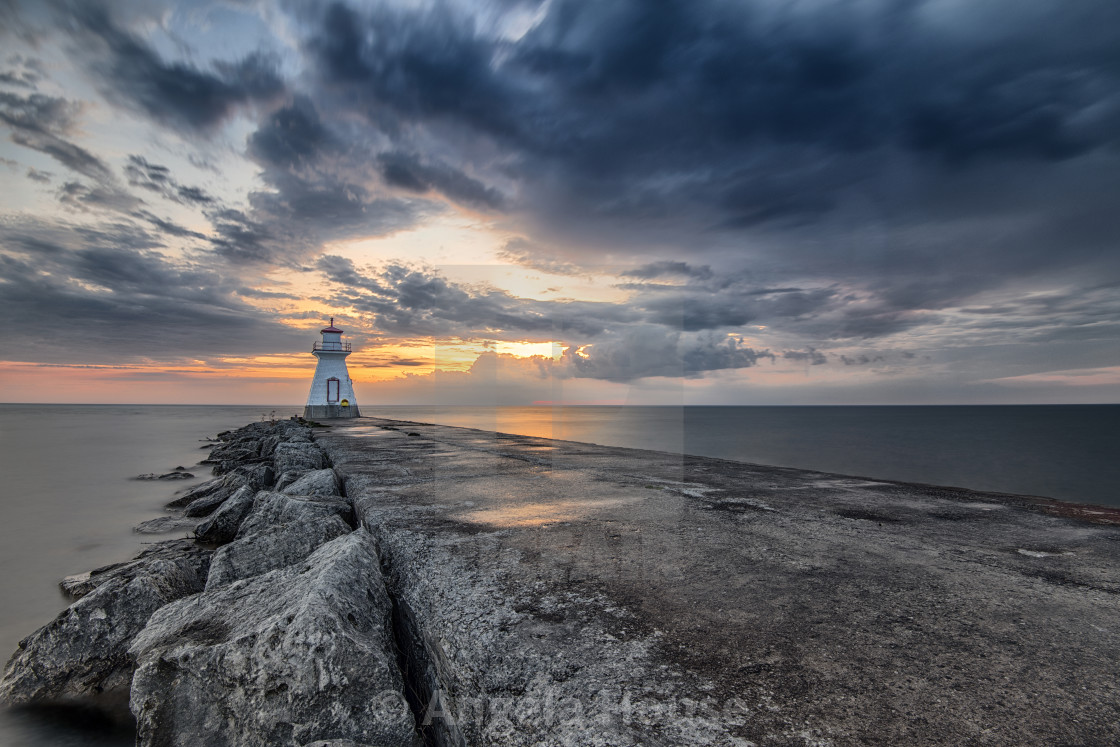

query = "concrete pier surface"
(317, 417), (1120, 746)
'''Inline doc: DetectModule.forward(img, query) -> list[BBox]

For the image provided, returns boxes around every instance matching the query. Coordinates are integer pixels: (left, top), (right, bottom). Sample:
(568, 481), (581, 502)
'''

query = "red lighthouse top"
(321, 317), (343, 334)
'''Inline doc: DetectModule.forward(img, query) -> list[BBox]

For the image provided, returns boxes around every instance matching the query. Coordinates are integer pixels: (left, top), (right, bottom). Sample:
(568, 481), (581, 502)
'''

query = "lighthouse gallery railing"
(313, 342), (352, 352)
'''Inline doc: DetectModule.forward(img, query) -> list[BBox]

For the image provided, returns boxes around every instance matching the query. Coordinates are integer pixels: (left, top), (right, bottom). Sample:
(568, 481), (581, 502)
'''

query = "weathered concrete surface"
(317, 418), (1120, 747)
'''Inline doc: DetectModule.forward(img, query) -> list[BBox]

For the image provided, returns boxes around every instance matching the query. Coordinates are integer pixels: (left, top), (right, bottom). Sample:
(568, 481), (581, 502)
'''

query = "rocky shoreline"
(1, 419), (415, 746)
(2, 417), (1119, 745)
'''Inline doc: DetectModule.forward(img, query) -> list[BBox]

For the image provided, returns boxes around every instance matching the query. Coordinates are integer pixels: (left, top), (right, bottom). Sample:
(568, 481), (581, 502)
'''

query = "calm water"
(0, 404), (304, 746)
(367, 404), (1120, 507)
(0, 403), (1117, 743)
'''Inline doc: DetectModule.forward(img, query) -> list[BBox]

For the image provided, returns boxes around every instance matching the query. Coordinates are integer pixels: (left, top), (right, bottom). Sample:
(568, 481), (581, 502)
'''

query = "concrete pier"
(318, 417), (1120, 746)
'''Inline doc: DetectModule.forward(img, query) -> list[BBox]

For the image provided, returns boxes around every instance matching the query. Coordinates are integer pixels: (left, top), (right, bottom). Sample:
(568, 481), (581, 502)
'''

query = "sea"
(0, 402), (1117, 744)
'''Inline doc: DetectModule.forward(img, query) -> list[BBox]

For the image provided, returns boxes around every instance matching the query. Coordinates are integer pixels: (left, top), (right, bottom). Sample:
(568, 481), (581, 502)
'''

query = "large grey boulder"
(58, 539), (209, 600)
(204, 437), (262, 468)
(205, 492), (352, 590)
(129, 530), (416, 747)
(231, 462), (276, 491)
(194, 485), (256, 544)
(0, 540), (210, 717)
(259, 427), (312, 458)
(274, 470), (305, 492)
(274, 442), (328, 475)
(281, 468), (341, 497)
(167, 474), (234, 508)
(172, 464), (274, 516)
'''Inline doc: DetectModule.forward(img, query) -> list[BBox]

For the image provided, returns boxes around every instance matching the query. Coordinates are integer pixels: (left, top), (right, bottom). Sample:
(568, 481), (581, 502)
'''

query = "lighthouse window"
(327, 378), (340, 403)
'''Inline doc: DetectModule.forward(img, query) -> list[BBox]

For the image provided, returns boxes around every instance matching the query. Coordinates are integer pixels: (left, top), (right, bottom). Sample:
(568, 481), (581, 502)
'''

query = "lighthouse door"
(326, 378), (340, 403)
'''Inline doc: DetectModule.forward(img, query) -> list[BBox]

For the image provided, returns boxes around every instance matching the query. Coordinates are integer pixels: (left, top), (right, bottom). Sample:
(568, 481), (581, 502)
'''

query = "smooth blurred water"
(0, 403), (1116, 743)
(368, 404), (1120, 507)
(0, 404), (302, 746)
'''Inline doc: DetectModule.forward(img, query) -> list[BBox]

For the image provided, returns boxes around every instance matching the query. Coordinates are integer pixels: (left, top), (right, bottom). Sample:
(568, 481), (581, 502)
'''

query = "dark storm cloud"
(290, 0), (1120, 342)
(206, 208), (276, 264)
(63, 3), (284, 133)
(246, 95), (336, 169)
(0, 216), (303, 361)
(377, 151), (506, 211)
(236, 98), (441, 263)
(298, 0), (1120, 223)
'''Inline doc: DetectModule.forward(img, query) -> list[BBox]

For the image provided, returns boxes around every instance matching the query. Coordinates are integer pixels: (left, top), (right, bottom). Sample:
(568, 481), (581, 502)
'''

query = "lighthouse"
(304, 318), (360, 419)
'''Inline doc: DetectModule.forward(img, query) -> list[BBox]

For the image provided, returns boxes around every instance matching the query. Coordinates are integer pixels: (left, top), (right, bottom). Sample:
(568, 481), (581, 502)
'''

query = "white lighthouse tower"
(304, 318), (360, 419)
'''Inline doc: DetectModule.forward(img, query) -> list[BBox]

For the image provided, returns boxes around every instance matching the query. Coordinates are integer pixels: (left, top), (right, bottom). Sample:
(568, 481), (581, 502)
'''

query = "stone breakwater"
(3, 417), (1120, 746)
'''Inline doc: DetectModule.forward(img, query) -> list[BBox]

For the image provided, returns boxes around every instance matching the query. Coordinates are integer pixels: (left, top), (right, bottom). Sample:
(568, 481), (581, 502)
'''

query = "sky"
(0, 0), (1118, 406)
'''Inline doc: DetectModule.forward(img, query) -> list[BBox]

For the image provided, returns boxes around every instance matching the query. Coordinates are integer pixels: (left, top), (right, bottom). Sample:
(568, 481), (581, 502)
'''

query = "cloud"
(563, 327), (774, 382)
(0, 0), (1117, 403)
(65, 3), (285, 133)
(0, 215), (303, 362)
(238, 97), (440, 263)
(0, 90), (115, 181)
(496, 238), (584, 277)
(313, 258), (777, 381)
(57, 179), (140, 212)
(317, 256), (633, 339)
(784, 348), (827, 366)
(297, 0), (1120, 235)
(621, 261), (713, 281)
(0, 55), (45, 88)
(123, 155), (214, 205)
(377, 151), (506, 211)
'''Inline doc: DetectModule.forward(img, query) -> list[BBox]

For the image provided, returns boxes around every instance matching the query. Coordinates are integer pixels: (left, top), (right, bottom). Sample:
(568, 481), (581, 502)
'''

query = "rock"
(167, 474), (237, 508)
(129, 531), (415, 747)
(1, 540), (210, 718)
(157, 471), (193, 480)
(206, 437), (262, 464)
(133, 516), (198, 534)
(237, 491), (352, 537)
(134, 473), (159, 480)
(281, 469), (341, 497)
(214, 457), (270, 476)
(58, 540), (209, 601)
(194, 486), (256, 544)
(204, 492), (353, 590)
(174, 464), (272, 516)
(233, 462), (275, 491)
(274, 470), (305, 492)
(58, 571), (96, 599)
(274, 442), (328, 475)
(183, 488), (235, 518)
